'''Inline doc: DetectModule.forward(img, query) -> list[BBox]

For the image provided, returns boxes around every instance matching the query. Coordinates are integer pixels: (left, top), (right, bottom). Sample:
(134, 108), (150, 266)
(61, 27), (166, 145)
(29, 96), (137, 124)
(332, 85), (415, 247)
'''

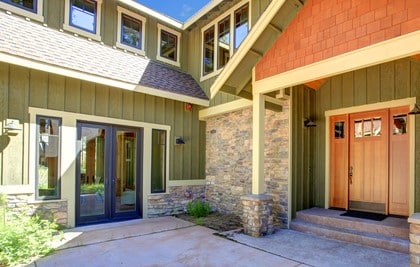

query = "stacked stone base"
(409, 214), (420, 266)
(147, 185), (205, 217)
(241, 194), (274, 237)
(6, 194), (68, 225)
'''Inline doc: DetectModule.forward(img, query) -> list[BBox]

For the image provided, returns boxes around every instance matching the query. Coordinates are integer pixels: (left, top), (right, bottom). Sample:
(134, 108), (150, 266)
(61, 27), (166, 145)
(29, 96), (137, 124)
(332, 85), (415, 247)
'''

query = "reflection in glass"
(70, 0), (96, 33)
(355, 120), (362, 138)
(393, 115), (407, 135)
(37, 116), (61, 199)
(363, 119), (372, 136)
(203, 26), (215, 75)
(79, 127), (105, 217)
(218, 16), (230, 69)
(372, 118), (381, 136)
(122, 14), (141, 49)
(151, 129), (166, 193)
(160, 30), (177, 61)
(234, 4), (249, 49)
(115, 131), (137, 213)
(334, 121), (345, 139)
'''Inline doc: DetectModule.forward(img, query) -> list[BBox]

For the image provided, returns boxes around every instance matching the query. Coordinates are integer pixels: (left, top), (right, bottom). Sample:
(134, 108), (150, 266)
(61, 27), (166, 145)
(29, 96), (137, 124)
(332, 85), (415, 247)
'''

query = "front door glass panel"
(79, 126), (106, 217)
(115, 130), (137, 213)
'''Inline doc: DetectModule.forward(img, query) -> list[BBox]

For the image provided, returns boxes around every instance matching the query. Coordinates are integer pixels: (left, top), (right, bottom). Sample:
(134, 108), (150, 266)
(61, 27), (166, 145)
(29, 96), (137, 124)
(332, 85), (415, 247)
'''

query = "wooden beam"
(268, 23), (282, 34)
(235, 77), (252, 95)
(252, 92), (265, 194)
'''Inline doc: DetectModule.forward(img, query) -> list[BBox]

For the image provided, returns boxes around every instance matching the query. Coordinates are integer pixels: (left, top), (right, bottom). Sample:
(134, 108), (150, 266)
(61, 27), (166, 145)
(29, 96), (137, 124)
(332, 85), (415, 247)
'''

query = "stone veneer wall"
(147, 185), (206, 217)
(6, 194), (68, 225)
(206, 101), (290, 227)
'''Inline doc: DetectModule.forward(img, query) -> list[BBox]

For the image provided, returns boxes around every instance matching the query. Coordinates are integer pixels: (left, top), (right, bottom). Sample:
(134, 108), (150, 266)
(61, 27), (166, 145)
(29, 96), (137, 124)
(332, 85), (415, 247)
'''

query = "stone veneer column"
(241, 194), (273, 237)
(409, 214), (420, 266)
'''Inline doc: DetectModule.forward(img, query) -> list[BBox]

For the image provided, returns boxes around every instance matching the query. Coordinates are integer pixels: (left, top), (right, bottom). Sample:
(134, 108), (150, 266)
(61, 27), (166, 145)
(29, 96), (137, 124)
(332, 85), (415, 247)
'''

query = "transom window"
(157, 24), (181, 67)
(36, 116), (61, 200)
(116, 6), (146, 55)
(201, 1), (249, 79)
(0, 0), (44, 21)
(63, 0), (102, 41)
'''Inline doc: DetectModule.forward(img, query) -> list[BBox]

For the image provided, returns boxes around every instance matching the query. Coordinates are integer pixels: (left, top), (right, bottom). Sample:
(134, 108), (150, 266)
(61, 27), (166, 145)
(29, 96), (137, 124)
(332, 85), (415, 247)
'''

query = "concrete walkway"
(30, 217), (409, 267)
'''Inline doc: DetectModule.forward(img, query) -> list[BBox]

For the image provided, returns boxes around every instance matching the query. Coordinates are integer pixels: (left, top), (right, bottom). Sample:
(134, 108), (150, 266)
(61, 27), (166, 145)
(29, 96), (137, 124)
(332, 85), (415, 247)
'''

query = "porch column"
(409, 214), (420, 266)
(241, 92), (274, 237)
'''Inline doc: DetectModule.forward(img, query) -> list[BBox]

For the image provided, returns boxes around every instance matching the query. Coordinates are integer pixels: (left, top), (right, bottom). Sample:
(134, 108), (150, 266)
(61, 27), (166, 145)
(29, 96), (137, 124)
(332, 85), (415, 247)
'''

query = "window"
(157, 24), (181, 67)
(218, 16), (230, 69)
(234, 4), (249, 49)
(201, 1), (249, 79)
(151, 129), (167, 193)
(116, 6), (146, 55)
(0, 0), (44, 21)
(63, 0), (102, 41)
(203, 26), (215, 75)
(36, 116), (61, 200)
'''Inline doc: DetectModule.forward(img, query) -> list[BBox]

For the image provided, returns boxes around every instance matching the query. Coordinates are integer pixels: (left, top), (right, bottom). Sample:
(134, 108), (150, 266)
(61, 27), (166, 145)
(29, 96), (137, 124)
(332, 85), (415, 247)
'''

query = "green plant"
(80, 183), (104, 194)
(187, 199), (211, 218)
(195, 217), (204, 225)
(0, 208), (62, 266)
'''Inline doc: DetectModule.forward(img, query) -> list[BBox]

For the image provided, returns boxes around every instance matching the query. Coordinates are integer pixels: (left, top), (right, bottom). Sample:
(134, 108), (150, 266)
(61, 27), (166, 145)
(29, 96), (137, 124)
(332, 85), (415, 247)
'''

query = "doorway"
(329, 107), (410, 216)
(76, 122), (143, 225)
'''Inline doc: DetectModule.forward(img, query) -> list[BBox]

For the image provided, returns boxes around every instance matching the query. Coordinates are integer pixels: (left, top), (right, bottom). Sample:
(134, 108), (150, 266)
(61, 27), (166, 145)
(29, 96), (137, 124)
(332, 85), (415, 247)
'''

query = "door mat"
(340, 210), (387, 221)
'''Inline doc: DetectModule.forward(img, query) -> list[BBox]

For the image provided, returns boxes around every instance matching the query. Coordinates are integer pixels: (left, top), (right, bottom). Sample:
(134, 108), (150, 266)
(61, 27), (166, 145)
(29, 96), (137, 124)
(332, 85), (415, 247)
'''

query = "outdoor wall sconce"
(175, 137), (185, 145)
(408, 103), (420, 115)
(304, 118), (317, 128)
(3, 119), (21, 134)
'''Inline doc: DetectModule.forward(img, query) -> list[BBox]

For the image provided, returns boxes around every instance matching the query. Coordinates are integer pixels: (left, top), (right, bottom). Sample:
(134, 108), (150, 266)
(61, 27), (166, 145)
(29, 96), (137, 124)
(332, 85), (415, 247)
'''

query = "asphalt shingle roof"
(0, 12), (208, 101)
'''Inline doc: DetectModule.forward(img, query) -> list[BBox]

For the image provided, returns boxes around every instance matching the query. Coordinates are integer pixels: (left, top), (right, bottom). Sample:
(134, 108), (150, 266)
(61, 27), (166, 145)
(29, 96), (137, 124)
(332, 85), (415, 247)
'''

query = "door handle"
(349, 166), (353, 184)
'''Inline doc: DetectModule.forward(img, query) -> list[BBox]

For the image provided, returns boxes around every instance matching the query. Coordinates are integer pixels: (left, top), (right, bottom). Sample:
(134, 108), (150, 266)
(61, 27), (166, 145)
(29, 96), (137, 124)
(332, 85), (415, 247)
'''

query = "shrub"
(187, 199), (211, 218)
(0, 203), (62, 266)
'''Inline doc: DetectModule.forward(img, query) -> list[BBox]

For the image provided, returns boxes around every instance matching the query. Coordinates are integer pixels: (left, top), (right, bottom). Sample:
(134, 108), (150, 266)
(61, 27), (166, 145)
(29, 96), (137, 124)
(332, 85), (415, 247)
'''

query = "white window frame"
(63, 0), (102, 41)
(116, 6), (146, 56)
(157, 23), (181, 67)
(200, 0), (250, 81)
(0, 0), (44, 22)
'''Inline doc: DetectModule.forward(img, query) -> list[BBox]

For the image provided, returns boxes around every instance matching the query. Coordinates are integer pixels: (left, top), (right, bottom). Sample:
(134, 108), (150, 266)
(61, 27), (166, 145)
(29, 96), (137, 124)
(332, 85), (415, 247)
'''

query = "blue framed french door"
(76, 122), (143, 226)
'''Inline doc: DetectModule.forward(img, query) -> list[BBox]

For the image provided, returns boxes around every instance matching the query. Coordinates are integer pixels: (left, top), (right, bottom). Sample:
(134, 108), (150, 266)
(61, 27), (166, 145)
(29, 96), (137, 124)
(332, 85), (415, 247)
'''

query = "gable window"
(201, 1), (250, 80)
(234, 4), (249, 49)
(116, 6), (146, 55)
(63, 0), (102, 41)
(151, 129), (167, 193)
(157, 24), (181, 67)
(203, 26), (215, 75)
(36, 116), (61, 200)
(0, 0), (44, 21)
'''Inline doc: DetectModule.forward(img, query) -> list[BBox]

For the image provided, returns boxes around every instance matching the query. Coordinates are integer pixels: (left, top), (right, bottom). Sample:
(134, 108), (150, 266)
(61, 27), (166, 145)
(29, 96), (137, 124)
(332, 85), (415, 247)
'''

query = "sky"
(135, 0), (211, 22)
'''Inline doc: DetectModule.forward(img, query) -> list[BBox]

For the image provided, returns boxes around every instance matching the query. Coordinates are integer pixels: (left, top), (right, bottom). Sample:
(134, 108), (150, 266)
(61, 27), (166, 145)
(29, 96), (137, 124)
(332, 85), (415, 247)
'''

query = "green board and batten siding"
(291, 58), (420, 217)
(0, 63), (205, 185)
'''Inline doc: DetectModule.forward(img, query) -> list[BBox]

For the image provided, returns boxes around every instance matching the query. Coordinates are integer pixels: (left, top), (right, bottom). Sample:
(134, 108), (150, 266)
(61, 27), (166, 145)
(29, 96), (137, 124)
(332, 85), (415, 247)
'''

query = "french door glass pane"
(115, 130), (137, 213)
(79, 126), (106, 217)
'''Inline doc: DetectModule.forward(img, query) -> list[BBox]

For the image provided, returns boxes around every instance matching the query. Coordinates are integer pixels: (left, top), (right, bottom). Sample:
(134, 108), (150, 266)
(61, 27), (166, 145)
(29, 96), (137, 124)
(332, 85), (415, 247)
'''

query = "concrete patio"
(29, 216), (409, 267)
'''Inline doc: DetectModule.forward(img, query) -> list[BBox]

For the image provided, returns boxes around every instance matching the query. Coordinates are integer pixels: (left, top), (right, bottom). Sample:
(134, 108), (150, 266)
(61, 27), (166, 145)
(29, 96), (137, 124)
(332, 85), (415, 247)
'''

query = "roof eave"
(0, 52), (210, 107)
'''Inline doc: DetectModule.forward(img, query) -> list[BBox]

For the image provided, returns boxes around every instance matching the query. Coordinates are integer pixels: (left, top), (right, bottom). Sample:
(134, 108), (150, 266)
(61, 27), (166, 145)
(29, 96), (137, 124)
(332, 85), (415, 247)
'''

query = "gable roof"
(209, 0), (305, 99)
(0, 12), (208, 106)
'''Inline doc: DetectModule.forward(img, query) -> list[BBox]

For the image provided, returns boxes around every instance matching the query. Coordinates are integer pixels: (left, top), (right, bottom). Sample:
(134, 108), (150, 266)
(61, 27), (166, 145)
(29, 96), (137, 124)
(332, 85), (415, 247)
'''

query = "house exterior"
(1, 0), (420, 245)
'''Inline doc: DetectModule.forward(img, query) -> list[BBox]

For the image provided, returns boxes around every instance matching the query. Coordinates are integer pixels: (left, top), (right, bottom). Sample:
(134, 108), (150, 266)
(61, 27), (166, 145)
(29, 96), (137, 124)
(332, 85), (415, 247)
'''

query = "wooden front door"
(329, 107), (410, 215)
(349, 110), (389, 214)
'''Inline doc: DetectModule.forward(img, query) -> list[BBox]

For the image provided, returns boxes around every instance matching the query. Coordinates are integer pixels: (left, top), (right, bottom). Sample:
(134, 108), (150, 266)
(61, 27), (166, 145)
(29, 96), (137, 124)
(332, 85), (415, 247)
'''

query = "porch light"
(175, 137), (185, 145)
(3, 119), (21, 134)
(408, 103), (420, 115)
(304, 118), (317, 128)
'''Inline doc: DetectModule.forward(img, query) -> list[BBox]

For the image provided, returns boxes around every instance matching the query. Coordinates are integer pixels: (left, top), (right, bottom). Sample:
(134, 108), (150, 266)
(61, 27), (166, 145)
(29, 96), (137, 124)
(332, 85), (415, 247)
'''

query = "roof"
(209, 0), (305, 99)
(0, 11), (208, 105)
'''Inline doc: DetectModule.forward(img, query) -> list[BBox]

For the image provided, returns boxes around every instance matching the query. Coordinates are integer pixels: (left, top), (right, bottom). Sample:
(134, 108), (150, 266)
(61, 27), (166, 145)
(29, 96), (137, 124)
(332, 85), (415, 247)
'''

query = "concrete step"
(295, 208), (409, 239)
(290, 219), (409, 253)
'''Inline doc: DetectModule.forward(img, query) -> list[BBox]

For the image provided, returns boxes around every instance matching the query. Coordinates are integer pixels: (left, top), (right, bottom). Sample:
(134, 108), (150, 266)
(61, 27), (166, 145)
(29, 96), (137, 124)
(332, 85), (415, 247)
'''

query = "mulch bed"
(175, 212), (242, 232)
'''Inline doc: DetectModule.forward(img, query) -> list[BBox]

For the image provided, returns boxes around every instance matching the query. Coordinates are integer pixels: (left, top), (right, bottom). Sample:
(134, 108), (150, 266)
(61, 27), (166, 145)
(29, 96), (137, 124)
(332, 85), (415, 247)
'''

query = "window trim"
(200, 0), (250, 81)
(35, 115), (62, 200)
(63, 0), (102, 41)
(0, 0), (44, 22)
(116, 6), (146, 55)
(157, 23), (181, 67)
